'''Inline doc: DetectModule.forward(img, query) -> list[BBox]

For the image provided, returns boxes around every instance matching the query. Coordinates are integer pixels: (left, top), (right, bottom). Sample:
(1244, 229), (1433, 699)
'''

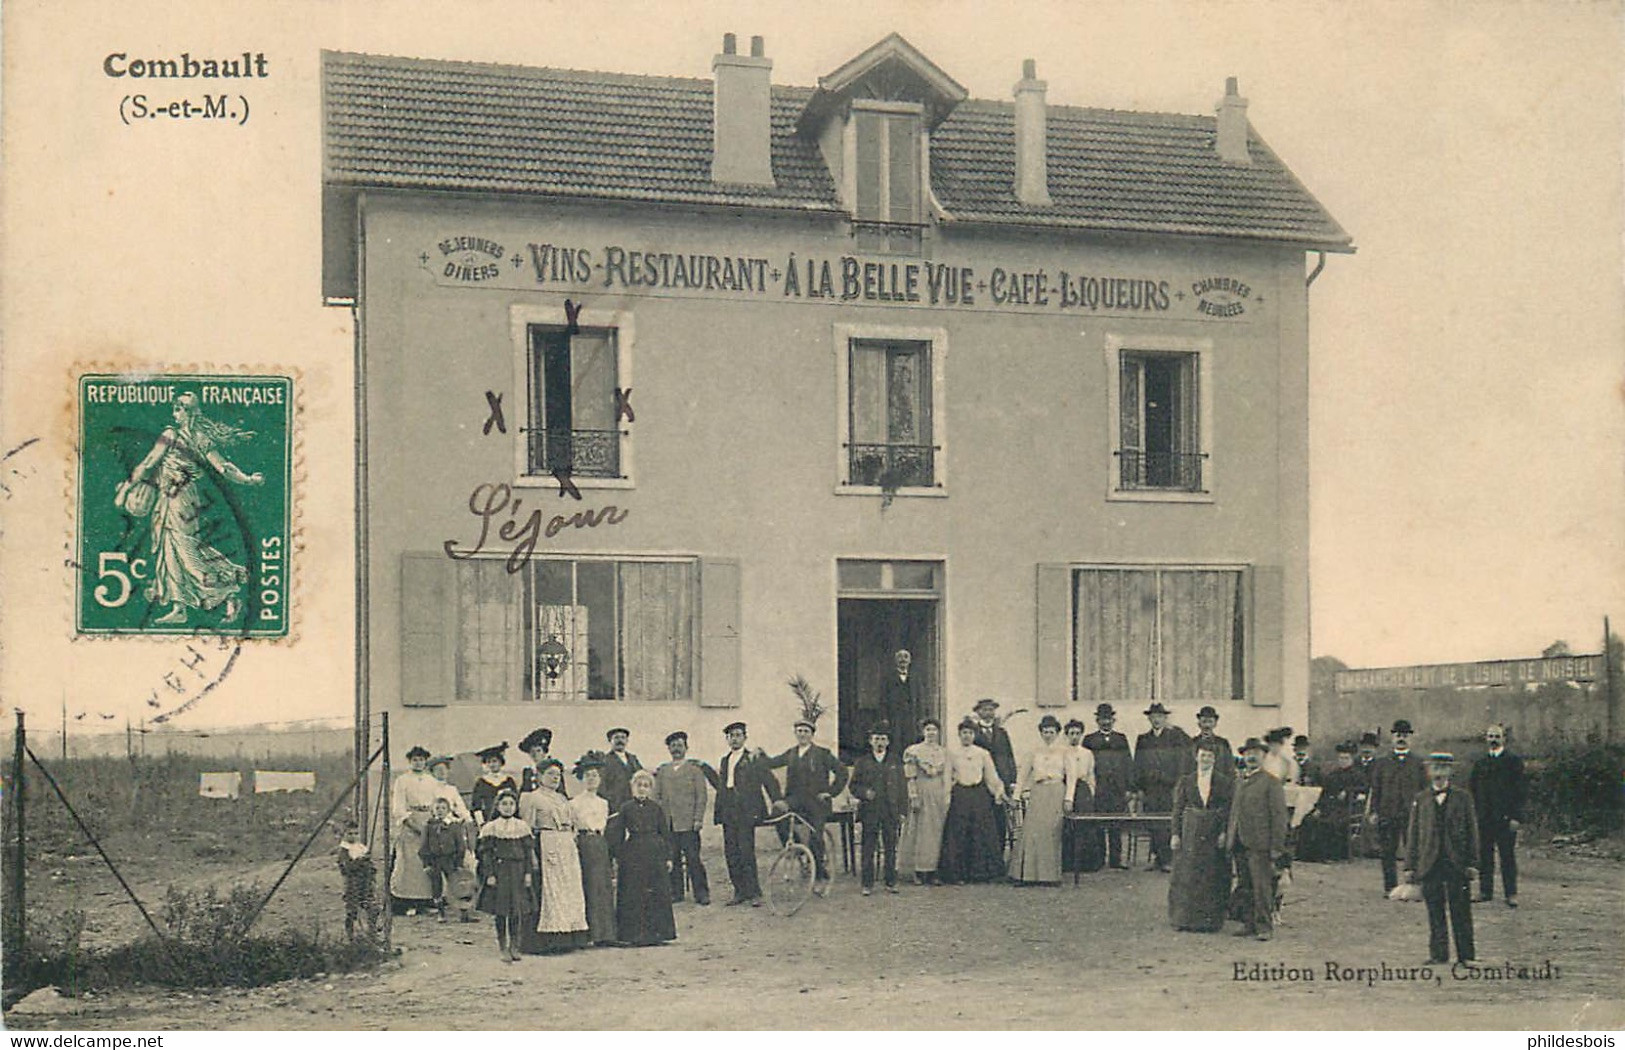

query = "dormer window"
(854, 106), (921, 225)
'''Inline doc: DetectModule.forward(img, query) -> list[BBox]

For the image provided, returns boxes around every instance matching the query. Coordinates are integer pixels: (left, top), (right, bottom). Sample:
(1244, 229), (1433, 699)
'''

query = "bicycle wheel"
(767, 843), (816, 916)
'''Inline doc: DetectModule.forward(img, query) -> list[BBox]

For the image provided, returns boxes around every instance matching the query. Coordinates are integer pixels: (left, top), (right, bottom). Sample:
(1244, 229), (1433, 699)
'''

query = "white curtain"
(1074, 569), (1157, 704)
(1158, 571), (1237, 701)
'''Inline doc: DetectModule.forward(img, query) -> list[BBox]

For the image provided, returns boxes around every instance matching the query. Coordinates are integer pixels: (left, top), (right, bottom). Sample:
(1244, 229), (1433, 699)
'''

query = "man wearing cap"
(1468, 723), (1527, 908)
(1225, 738), (1289, 941)
(1084, 704), (1135, 869)
(653, 730), (711, 906)
(708, 722), (782, 906)
(1134, 702), (1192, 872)
(1192, 706), (1235, 775)
(1369, 719), (1429, 894)
(599, 728), (643, 812)
(849, 724), (909, 895)
(765, 719), (849, 894)
(971, 698), (1019, 860)
(1403, 752), (1479, 964)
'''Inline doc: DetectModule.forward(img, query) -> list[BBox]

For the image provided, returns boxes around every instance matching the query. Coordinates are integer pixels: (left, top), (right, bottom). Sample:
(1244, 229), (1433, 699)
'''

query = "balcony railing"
(528, 428), (622, 478)
(847, 442), (936, 489)
(1115, 450), (1207, 493)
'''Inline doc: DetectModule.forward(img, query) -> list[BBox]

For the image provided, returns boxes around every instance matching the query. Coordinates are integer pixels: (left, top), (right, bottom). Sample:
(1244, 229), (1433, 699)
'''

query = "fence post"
(380, 711), (392, 951)
(8, 711), (25, 955)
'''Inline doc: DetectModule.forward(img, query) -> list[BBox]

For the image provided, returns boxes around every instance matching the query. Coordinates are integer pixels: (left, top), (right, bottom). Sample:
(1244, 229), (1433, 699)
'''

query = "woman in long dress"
(938, 717), (1008, 884)
(1062, 719), (1102, 873)
(476, 789), (537, 962)
(389, 745), (441, 912)
(1008, 715), (1067, 884)
(900, 718), (949, 885)
(1168, 742), (1235, 932)
(518, 760), (590, 952)
(570, 754), (617, 946)
(609, 770), (677, 947)
(121, 390), (263, 625)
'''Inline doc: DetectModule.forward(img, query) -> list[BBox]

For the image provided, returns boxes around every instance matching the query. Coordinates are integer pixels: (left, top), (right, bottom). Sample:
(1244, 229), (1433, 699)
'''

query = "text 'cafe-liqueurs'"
(321, 32), (1352, 773)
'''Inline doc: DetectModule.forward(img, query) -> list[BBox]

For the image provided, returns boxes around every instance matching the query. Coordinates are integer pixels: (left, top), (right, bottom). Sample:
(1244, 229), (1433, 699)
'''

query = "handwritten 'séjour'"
(443, 483), (628, 573)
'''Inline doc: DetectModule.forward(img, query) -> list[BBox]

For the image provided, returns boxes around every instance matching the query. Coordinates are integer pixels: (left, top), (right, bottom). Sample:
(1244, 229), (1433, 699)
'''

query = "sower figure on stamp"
(654, 730), (711, 906)
(1468, 723), (1526, 908)
(705, 721), (783, 906)
(1369, 719), (1429, 895)
(120, 390), (263, 625)
(850, 723), (908, 895)
(764, 718), (849, 897)
(1403, 752), (1479, 965)
(1225, 737), (1288, 942)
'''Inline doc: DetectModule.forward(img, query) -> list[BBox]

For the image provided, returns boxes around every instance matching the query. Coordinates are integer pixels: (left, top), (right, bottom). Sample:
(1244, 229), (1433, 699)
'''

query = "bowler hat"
(1391, 719), (1414, 734)
(868, 722), (892, 738)
(1240, 737), (1266, 753)
(1335, 741), (1357, 754)
(973, 697), (1000, 711)
(1196, 705), (1220, 720)
(1144, 702), (1170, 716)
(1359, 731), (1380, 747)
(1293, 735), (1310, 748)
(1094, 703), (1116, 718)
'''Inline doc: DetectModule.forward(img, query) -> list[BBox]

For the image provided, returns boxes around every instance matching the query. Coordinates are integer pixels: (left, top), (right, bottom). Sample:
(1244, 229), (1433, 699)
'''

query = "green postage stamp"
(75, 373), (293, 638)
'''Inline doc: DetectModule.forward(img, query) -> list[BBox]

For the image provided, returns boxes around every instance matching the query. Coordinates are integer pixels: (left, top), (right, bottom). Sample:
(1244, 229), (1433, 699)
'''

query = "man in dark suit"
(873, 649), (923, 749)
(1084, 703), (1135, 869)
(1368, 718), (1429, 894)
(1403, 752), (1480, 964)
(1192, 705), (1235, 775)
(765, 718), (849, 895)
(1468, 723), (1527, 908)
(598, 727), (643, 811)
(1134, 702), (1192, 872)
(707, 721), (782, 907)
(970, 697), (1018, 859)
(1225, 737), (1289, 941)
(849, 724), (909, 895)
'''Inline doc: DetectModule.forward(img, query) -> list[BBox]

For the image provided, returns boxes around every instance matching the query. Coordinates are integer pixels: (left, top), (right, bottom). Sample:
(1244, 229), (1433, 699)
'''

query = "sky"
(1, 0), (1621, 728)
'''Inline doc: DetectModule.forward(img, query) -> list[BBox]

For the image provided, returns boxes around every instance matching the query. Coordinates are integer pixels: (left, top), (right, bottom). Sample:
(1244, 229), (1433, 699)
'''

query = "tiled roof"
(324, 50), (1351, 250)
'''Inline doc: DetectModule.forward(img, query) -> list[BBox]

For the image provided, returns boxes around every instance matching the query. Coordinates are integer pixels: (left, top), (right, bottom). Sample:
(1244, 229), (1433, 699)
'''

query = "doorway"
(835, 559), (943, 763)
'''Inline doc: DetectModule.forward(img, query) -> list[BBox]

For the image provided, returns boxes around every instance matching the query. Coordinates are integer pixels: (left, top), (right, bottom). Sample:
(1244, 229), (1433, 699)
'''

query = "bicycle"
(761, 810), (840, 916)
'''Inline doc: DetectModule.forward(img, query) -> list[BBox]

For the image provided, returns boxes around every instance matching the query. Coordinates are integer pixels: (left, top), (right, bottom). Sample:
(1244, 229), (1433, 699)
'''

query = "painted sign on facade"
(1335, 655), (1603, 693)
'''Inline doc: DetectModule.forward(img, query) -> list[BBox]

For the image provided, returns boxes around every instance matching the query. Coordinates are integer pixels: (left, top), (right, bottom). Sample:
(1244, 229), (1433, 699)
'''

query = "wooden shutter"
(1035, 564), (1071, 707)
(698, 558), (742, 708)
(1249, 564), (1284, 707)
(401, 553), (454, 707)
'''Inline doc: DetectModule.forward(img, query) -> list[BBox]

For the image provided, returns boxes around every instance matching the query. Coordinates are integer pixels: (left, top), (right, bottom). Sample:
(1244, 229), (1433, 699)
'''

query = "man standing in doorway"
(765, 719), (849, 896)
(875, 648), (922, 748)
(1369, 719), (1429, 895)
(1468, 723), (1527, 908)
(708, 721), (782, 907)
(653, 730), (711, 906)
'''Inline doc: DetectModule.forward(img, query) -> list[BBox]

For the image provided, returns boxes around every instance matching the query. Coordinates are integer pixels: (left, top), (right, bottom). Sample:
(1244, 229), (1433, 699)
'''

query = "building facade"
(322, 34), (1351, 768)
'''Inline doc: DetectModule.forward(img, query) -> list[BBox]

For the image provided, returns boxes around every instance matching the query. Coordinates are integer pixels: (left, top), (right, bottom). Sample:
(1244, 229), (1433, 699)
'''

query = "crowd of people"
(346, 705), (1527, 968)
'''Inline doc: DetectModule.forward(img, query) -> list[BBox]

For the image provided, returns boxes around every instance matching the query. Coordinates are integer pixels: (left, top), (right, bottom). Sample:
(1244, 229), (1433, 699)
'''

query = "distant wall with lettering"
(1311, 679), (1607, 757)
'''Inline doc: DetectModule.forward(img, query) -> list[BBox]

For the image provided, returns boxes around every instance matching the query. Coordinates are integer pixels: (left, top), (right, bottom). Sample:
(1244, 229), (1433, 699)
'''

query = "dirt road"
(7, 840), (1622, 1030)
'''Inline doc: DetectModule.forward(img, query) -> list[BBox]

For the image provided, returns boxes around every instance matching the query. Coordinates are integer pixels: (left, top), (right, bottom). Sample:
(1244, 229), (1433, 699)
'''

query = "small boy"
(334, 821), (379, 939)
(419, 796), (465, 921)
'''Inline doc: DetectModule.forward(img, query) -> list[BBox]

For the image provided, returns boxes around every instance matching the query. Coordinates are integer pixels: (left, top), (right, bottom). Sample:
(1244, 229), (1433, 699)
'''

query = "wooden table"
(1063, 813), (1173, 884)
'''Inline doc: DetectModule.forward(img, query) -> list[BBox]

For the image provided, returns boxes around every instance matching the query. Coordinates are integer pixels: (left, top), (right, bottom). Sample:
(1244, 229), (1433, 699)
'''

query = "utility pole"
(9, 710), (26, 954)
(1605, 616), (1619, 746)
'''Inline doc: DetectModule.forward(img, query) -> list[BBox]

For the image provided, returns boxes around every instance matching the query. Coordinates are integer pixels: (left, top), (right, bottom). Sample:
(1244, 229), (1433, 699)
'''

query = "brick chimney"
(1012, 58), (1051, 205)
(711, 33), (775, 186)
(1215, 76), (1251, 165)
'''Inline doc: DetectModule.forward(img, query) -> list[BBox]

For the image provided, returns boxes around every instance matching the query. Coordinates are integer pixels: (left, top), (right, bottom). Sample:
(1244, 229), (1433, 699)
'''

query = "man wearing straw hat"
(1402, 751), (1479, 964)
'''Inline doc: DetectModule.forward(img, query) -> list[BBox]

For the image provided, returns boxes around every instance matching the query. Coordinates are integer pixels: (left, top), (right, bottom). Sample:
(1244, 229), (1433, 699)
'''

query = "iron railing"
(1115, 450), (1207, 492)
(847, 442), (936, 488)
(528, 428), (622, 478)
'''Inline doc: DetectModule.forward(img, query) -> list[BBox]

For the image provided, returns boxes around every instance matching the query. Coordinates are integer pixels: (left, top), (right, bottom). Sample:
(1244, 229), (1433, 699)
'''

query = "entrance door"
(835, 559), (943, 764)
